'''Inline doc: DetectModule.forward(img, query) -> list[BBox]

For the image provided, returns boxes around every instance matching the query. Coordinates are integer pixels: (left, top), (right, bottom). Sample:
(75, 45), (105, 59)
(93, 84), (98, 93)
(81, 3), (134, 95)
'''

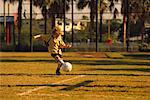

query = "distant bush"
(139, 43), (150, 52)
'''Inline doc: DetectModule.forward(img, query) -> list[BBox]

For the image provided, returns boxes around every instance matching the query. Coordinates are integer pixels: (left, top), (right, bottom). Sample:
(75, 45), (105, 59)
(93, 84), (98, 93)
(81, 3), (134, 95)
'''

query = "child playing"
(34, 26), (71, 75)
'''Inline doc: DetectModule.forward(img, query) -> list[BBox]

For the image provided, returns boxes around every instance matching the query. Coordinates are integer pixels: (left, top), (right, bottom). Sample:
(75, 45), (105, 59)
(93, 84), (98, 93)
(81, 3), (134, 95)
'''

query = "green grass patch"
(123, 53), (150, 60)
(0, 52), (150, 100)
(105, 52), (125, 59)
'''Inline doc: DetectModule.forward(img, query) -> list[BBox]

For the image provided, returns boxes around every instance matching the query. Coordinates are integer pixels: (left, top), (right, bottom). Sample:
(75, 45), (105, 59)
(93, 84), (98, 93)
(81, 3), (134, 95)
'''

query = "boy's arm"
(33, 34), (50, 42)
(33, 34), (42, 39)
(59, 39), (72, 48)
(60, 44), (72, 48)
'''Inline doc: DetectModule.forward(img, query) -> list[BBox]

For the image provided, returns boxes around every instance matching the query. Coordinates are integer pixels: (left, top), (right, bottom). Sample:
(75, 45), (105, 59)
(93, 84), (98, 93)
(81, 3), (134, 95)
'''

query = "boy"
(34, 26), (71, 75)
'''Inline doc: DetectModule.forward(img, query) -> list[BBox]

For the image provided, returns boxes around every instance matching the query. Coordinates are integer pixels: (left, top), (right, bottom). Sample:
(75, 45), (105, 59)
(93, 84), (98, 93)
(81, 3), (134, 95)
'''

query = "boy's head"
(52, 26), (63, 36)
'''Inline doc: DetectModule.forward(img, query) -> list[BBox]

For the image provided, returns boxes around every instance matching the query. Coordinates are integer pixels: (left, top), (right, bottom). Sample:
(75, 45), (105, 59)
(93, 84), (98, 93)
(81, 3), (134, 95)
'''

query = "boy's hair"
(52, 26), (63, 35)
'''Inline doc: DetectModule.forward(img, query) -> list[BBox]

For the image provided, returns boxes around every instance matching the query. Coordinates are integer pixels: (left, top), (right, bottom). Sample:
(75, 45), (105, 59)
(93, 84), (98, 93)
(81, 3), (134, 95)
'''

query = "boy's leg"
(54, 55), (64, 75)
(56, 62), (62, 75)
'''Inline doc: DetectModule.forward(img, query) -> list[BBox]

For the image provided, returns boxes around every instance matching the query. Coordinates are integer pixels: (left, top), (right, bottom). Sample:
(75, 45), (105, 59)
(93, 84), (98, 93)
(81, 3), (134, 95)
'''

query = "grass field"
(0, 52), (150, 100)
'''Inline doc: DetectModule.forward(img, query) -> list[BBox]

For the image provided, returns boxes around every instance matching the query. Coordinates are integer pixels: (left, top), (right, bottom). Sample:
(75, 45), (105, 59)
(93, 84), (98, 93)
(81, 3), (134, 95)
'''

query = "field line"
(17, 75), (85, 96)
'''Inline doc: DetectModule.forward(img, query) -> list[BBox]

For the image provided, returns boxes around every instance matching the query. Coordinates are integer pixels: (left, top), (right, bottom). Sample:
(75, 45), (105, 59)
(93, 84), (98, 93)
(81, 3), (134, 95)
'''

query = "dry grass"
(0, 52), (150, 100)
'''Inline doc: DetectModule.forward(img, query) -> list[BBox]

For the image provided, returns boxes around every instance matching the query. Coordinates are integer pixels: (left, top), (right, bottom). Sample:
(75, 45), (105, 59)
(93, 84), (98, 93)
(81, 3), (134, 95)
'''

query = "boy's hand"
(60, 44), (72, 48)
(66, 44), (72, 48)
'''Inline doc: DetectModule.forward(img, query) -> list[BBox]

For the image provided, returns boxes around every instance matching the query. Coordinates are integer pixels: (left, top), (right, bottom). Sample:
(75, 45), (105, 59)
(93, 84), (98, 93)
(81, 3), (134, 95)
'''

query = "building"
(0, 0), (123, 20)
(55, 18), (89, 32)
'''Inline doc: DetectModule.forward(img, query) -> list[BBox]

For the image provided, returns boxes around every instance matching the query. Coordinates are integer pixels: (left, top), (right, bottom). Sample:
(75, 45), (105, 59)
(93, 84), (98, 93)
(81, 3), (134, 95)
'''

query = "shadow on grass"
(0, 73), (150, 76)
(85, 68), (150, 72)
(74, 89), (150, 93)
(123, 53), (150, 60)
(72, 60), (150, 66)
(60, 80), (93, 91)
(1, 59), (150, 66)
(0, 84), (70, 87)
(0, 59), (54, 63)
(1, 83), (150, 90)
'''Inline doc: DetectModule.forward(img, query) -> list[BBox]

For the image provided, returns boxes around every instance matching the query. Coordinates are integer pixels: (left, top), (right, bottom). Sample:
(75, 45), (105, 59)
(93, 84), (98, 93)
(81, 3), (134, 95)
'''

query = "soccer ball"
(61, 62), (72, 72)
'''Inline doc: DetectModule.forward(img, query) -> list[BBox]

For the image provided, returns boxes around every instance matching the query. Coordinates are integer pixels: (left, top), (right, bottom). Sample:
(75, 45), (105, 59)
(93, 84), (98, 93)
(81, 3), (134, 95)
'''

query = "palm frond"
(77, 0), (89, 10)
(109, 1), (114, 11)
(113, 8), (119, 18)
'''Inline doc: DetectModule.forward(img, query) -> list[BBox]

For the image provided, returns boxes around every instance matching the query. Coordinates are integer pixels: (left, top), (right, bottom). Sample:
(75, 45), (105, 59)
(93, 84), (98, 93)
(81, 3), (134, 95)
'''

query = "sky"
(0, 0), (123, 20)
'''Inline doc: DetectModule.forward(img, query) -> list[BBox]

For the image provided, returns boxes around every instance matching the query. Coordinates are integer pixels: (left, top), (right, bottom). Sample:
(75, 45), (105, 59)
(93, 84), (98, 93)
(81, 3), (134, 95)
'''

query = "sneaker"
(56, 68), (61, 75)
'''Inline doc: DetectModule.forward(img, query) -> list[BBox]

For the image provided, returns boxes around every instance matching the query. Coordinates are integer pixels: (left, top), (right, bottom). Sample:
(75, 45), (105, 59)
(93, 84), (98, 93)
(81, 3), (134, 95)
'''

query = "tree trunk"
(99, 0), (102, 42)
(30, 0), (33, 51)
(141, 18), (145, 43)
(71, 0), (74, 46)
(63, 0), (66, 42)
(123, 15), (126, 47)
(17, 0), (23, 51)
(96, 0), (98, 52)
(99, 14), (102, 42)
(44, 6), (47, 34)
(51, 16), (55, 29)
(89, 0), (95, 42)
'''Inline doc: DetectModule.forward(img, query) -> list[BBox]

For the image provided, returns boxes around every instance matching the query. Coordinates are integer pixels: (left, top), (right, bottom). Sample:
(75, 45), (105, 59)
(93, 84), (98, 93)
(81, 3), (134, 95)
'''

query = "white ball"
(61, 62), (72, 72)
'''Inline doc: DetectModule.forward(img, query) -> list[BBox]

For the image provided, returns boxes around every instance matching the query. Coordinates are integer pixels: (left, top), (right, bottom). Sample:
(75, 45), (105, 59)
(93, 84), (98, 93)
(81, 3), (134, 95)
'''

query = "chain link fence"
(0, 0), (149, 52)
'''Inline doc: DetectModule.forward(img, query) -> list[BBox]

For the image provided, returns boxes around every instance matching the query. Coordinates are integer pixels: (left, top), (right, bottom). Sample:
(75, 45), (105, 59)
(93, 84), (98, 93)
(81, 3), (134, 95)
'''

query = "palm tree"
(33, 0), (71, 29)
(99, 0), (119, 42)
(18, 0), (23, 51)
(33, 0), (71, 48)
(76, 0), (119, 42)
(99, 0), (107, 42)
(129, 0), (149, 42)
(121, 0), (149, 50)
(4, 0), (71, 51)
(77, 0), (96, 42)
(3, 0), (6, 29)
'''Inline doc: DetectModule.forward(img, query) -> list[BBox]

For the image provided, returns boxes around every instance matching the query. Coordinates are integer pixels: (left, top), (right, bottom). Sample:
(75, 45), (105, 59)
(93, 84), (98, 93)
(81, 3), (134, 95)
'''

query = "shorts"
(51, 54), (63, 58)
